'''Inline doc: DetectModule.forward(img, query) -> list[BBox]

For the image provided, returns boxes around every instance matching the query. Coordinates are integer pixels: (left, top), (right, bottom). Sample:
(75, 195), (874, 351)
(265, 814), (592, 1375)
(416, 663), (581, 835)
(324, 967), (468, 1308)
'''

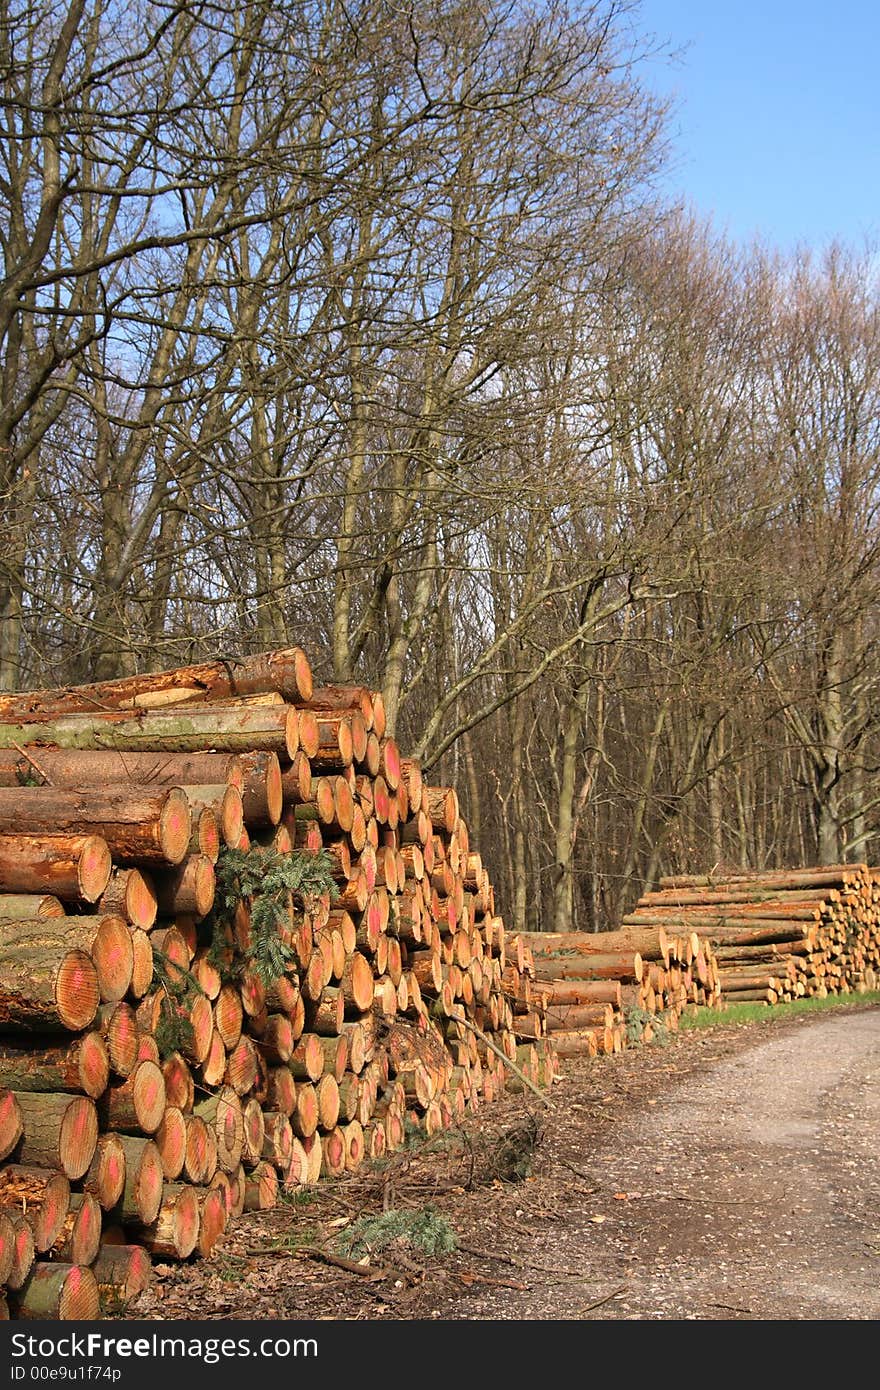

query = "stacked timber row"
(0, 649), (555, 1320)
(626, 865), (880, 1004)
(519, 928), (721, 1056)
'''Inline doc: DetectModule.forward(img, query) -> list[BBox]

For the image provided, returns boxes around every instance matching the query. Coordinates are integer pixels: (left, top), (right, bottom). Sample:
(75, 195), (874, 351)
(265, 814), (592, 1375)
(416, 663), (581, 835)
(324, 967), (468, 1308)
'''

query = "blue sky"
(634, 1), (880, 251)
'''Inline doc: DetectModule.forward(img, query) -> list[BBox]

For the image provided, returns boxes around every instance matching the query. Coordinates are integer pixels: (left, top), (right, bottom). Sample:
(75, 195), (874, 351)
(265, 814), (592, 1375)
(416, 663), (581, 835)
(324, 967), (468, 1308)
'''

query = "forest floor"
(129, 1002), (880, 1322)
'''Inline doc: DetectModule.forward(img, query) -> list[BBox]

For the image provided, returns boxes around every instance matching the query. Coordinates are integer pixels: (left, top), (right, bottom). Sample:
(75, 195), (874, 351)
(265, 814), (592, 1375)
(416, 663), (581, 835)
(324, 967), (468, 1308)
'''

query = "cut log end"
(60, 1096), (99, 1179)
(0, 1089), (23, 1161)
(78, 836), (113, 903)
(158, 788), (193, 865)
(57, 949), (100, 1031)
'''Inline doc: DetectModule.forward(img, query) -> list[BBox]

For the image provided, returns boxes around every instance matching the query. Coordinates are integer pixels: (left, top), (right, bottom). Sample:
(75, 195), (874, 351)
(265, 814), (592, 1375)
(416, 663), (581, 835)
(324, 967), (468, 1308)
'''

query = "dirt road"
(135, 1005), (880, 1322)
(446, 1008), (880, 1320)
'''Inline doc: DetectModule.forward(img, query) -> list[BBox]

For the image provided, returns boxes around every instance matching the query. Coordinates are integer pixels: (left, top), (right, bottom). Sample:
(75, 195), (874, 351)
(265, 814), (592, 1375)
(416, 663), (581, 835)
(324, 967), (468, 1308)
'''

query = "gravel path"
(455, 1010), (880, 1320)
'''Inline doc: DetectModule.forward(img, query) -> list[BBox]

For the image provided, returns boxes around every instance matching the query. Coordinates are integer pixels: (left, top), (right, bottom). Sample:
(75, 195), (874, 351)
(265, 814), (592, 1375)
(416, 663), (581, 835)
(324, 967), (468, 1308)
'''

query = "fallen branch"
(457, 1017), (551, 1107)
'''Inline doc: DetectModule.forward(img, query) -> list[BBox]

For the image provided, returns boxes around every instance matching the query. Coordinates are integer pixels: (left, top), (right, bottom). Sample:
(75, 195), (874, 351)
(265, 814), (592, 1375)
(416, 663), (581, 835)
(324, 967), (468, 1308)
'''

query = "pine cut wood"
(51, 1192), (102, 1266)
(97, 868), (158, 930)
(0, 893), (64, 919)
(91, 1244), (153, 1313)
(0, 1167), (70, 1251)
(243, 1161), (278, 1211)
(11, 1262), (100, 1320)
(0, 1088), (23, 1160)
(0, 747), (249, 792)
(194, 1087), (243, 1174)
(111, 1138), (164, 1224)
(154, 854), (215, 917)
(0, 1211), (15, 1286)
(0, 704), (300, 758)
(83, 1133), (126, 1211)
(0, 832), (111, 903)
(154, 1107), (187, 1180)
(0, 786), (191, 866)
(0, 648), (312, 717)
(137, 1183), (201, 1259)
(98, 1001), (138, 1078)
(13, 1092), (98, 1179)
(181, 784), (245, 847)
(0, 1034), (109, 1099)
(99, 1061), (166, 1136)
(237, 751), (283, 826)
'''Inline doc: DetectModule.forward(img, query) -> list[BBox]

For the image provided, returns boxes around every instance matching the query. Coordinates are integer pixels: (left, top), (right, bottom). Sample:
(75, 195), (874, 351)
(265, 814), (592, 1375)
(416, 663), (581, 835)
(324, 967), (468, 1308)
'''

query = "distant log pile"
(521, 925), (721, 1054)
(0, 649), (555, 1320)
(625, 865), (880, 1004)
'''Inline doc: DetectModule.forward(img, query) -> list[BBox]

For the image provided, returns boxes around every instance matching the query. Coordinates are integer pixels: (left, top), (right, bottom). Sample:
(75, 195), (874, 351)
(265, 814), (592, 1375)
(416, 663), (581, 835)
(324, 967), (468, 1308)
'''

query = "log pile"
(0, 649), (555, 1320)
(625, 865), (880, 1005)
(520, 927), (721, 1055)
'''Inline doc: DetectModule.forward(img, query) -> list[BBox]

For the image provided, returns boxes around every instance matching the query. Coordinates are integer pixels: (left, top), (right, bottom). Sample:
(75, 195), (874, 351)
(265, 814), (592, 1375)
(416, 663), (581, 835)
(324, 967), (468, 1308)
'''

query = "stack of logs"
(0, 649), (555, 1320)
(519, 926), (721, 1056)
(625, 865), (880, 1005)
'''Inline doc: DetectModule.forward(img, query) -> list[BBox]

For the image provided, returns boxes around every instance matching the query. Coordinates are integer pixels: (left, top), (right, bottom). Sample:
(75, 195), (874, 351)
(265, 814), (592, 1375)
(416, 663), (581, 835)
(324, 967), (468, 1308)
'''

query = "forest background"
(2, 0), (878, 931)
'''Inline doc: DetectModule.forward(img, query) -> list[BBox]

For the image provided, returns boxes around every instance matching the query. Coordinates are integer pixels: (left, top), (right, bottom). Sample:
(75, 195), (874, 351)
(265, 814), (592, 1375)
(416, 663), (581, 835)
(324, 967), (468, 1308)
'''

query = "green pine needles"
(150, 951), (198, 1060)
(209, 845), (338, 989)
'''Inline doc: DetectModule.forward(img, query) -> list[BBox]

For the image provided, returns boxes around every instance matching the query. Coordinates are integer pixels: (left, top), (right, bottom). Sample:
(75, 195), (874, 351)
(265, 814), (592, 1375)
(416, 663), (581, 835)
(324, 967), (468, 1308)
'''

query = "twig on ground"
(554, 1155), (597, 1186)
(456, 1242), (586, 1279)
(245, 1245), (391, 1280)
(459, 1272), (530, 1291)
(577, 1284), (629, 1316)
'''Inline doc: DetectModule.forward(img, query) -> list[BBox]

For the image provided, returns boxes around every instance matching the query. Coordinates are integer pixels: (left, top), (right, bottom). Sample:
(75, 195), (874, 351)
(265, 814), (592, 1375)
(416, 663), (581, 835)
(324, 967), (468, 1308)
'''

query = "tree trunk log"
(0, 704), (299, 759)
(136, 1183), (201, 1259)
(0, 786), (191, 865)
(11, 1262), (100, 1320)
(99, 1061), (166, 1136)
(153, 854), (215, 918)
(0, 833), (111, 903)
(91, 1244), (153, 1314)
(82, 1133), (126, 1211)
(0, 1166), (70, 1251)
(0, 1034), (108, 1099)
(0, 892), (64, 919)
(97, 868), (157, 930)
(0, 648), (312, 717)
